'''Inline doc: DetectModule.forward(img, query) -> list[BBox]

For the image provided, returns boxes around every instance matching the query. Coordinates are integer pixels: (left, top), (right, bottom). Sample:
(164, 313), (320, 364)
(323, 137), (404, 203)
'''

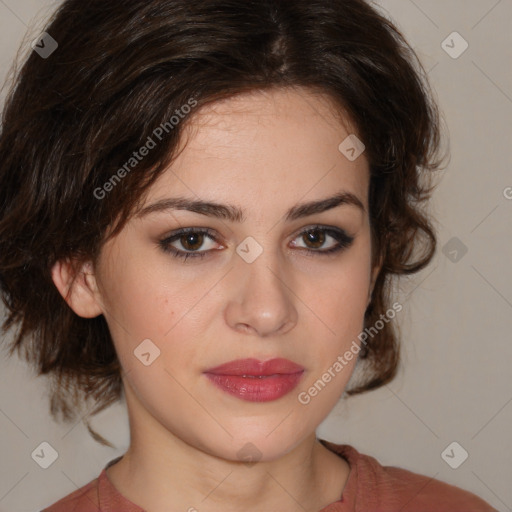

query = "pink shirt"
(41, 439), (497, 511)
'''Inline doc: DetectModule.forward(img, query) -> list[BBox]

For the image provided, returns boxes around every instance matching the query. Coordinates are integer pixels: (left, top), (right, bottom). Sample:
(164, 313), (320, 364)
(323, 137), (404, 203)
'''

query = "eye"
(291, 225), (354, 256)
(158, 225), (354, 263)
(159, 227), (221, 262)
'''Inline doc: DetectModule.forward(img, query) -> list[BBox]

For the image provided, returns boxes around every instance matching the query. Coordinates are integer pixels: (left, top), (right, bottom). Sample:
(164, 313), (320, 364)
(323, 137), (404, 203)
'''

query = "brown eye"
(159, 227), (220, 262)
(180, 232), (205, 251)
(302, 229), (326, 249)
(291, 226), (354, 256)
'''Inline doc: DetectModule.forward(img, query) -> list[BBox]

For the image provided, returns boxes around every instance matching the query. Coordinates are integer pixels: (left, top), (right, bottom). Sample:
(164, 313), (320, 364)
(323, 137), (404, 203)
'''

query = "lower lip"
(204, 372), (304, 402)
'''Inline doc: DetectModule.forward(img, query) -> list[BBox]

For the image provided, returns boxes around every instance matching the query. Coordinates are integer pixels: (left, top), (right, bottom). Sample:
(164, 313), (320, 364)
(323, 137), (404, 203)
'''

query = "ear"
(367, 254), (383, 307)
(51, 258), (103, 318)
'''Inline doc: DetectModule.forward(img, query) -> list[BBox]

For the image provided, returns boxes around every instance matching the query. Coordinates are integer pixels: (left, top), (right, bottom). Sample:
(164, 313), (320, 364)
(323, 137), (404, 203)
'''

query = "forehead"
(142, 87), (369, 215)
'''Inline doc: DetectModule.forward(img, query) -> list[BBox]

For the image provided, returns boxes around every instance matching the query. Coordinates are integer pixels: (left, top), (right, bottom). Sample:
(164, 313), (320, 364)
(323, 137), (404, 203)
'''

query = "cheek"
(303, 253), (371, 341)
(97, 254), (201, 345)
(296, 261), (370, 409)
(120, 355), (214, 450)
(97, 262), (214, 393)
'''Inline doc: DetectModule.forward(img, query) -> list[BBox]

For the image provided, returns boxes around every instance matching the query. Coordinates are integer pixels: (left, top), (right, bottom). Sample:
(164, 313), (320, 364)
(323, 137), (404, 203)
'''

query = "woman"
(0, 0), (498, 510)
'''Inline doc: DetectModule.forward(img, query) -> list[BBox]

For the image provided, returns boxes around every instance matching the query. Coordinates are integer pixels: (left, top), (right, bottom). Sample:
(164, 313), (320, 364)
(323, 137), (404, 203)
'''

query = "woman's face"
(88, 87), (379, 462)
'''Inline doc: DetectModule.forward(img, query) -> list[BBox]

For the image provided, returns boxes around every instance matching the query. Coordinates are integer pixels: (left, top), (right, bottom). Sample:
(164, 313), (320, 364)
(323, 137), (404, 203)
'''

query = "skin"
(52, 87), (382, 512)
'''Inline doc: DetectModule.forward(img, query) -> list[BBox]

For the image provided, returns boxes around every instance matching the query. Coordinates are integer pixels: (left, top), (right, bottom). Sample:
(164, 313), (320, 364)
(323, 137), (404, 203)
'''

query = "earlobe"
(51, 258), (104, 318)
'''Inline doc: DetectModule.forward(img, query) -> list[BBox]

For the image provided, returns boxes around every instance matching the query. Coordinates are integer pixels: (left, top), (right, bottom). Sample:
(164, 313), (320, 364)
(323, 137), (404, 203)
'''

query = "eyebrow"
(136, 191), (365, 223)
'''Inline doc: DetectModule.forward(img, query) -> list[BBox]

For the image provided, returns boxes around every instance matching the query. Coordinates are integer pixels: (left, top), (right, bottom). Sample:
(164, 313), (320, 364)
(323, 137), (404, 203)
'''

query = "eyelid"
(158, 224), (354, 263)
(162, 226), (223, 244)
(291, 225), (354, 254)
(160, 224), (351, 246)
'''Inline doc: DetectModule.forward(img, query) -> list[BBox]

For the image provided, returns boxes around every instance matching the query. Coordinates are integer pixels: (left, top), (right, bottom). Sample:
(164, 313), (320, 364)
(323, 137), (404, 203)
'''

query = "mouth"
(203, 358), (305, 402)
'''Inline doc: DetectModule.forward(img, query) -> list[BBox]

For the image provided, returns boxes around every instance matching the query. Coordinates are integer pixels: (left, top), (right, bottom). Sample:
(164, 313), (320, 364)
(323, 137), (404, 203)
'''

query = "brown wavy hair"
(0, 0), (447, 445)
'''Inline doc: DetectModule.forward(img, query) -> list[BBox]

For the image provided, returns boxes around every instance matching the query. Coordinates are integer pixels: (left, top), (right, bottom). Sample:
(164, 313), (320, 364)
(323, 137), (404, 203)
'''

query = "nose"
(224, 246), (298, 338)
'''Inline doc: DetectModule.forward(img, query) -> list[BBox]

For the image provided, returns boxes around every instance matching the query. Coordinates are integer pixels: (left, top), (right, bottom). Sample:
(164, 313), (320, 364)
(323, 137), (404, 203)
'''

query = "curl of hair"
(0, 0), (447, 445)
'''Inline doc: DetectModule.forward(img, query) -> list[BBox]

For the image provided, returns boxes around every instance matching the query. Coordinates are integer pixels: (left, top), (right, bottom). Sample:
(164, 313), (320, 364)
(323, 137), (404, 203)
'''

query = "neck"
(106, 412), (349, 512)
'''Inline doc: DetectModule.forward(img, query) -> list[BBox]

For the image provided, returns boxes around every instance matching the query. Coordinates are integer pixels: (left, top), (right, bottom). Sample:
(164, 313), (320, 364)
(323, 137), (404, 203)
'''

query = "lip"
(204, 357), (305, 376)
(203, 358), (305, 402)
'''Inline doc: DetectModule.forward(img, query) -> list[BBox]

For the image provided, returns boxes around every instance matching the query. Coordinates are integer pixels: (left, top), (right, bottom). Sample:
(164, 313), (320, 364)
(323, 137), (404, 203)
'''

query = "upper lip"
(204, 358), (304, 376)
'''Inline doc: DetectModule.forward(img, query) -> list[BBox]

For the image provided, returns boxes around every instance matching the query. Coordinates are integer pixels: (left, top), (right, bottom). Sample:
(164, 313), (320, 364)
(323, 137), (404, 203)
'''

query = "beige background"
(0, 1), (511, 511)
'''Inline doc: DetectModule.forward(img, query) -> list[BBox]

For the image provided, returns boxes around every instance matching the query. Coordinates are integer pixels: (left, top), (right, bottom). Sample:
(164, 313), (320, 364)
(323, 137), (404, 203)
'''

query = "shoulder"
(320, 440), (497, 512)
(370, 459), (497, 511)
(40, 475), (100, 512)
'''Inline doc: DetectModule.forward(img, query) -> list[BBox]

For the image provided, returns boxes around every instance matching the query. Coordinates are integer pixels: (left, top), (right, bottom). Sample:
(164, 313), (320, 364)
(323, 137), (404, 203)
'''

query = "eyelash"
(158, 225), (355, 263)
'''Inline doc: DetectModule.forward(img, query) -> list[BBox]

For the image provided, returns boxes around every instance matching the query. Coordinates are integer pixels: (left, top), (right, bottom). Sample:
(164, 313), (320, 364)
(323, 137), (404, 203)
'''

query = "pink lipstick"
(203, 358), (305, 402)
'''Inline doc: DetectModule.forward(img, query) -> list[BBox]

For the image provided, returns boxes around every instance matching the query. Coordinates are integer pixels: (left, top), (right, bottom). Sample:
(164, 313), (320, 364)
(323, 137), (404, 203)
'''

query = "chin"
(198, 417), (316, 464)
